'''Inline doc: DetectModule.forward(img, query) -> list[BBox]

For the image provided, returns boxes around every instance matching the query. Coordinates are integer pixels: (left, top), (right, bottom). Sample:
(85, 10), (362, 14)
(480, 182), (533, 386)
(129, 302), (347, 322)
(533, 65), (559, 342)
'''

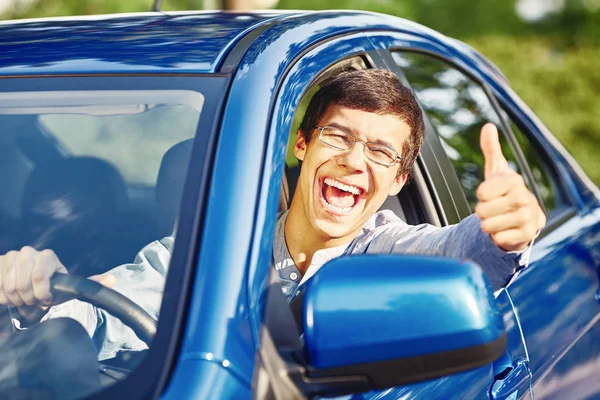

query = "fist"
(474, 123), (546, 251)
(0, 247), (115, 311)
(0, 247), (67, 308)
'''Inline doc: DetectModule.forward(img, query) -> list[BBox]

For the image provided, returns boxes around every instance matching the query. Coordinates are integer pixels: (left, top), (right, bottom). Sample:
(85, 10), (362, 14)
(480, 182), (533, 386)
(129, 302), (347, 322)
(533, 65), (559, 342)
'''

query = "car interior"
(0, 106), (197, 349)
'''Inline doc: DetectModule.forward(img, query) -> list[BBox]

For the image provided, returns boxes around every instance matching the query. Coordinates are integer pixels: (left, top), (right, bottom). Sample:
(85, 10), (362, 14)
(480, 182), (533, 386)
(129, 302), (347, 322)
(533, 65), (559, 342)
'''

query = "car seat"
(155, 140), (193, 240)
(155, 139), (291, 240)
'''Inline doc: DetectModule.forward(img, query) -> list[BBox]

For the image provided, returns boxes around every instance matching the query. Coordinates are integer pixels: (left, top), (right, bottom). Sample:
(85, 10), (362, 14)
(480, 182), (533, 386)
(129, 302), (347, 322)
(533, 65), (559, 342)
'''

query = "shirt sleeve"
(10, 236), (173, 361)
(370, 214), (522, 290)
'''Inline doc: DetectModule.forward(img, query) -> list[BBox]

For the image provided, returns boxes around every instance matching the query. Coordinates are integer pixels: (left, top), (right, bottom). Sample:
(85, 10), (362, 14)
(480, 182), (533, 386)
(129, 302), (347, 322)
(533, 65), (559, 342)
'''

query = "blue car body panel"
(1, 9), (599, 400)
(0, 12), (290, 75)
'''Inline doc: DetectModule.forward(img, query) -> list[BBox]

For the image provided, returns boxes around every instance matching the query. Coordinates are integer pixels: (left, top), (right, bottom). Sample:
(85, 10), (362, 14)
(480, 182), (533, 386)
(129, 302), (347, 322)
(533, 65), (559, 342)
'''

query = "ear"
(293, 130), (308, 161)
(388, 173), (408, 196)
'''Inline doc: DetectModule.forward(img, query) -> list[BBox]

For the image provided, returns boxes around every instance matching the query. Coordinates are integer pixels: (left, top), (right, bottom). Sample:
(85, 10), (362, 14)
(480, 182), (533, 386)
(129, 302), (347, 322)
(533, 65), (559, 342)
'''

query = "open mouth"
(319, 177), (365, 215)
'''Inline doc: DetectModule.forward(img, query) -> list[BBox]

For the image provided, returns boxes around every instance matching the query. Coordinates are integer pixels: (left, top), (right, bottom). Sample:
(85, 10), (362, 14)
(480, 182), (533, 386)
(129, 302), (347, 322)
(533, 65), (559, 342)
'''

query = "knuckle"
(476, 185), (488, 200)
(491, 232), (505, 244)
(39, 249), (55, 257)
(513, 194), (528, 208)
(474, 203), (484, 216)
(31, 269), (47, 283)
(3, 250), (17, 262)
(38, 249), (57, 262)
(0, 252), (14, 270)
(480, 220), (492, 233)
(511, 174), (525, 187)
(23, 298), (35, 307)
(517, 208), (531, 223)
(16, 249), (32, 264)
(19, 246), (34, 254)
(15, 281), (30, 294)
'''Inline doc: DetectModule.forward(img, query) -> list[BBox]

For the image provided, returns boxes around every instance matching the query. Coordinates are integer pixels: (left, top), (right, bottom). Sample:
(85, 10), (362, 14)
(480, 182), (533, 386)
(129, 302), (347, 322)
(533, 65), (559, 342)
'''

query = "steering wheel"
(50, 274), (157, 346)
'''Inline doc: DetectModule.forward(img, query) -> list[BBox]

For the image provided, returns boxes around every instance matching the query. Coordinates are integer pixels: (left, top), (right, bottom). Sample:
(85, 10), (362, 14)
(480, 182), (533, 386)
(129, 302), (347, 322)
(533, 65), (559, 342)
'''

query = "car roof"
(0, 11), (295, 75)
(0, 10), (506, 80)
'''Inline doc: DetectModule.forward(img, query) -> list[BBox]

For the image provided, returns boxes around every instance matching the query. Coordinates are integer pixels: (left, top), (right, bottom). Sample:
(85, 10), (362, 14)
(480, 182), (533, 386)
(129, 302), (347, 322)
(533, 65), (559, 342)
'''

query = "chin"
(312, 215), (362, 241)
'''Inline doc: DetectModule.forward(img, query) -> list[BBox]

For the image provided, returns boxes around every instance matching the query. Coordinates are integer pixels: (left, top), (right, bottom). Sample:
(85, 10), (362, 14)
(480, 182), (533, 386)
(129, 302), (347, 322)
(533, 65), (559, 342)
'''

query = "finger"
(0, 252), (15, 305)
(2, 251), (23, 307)
(536, 208), (547, 231)
(88, 274), (116, 288)
(475, 190), (536, 219)
(480, 207), (536, 234)
(480, 123), (510, 180)
(15, 247), (37, 306)
(31, 249), (66, 306)
(491, 229), (534, 252)
(476, 172), (524, 202)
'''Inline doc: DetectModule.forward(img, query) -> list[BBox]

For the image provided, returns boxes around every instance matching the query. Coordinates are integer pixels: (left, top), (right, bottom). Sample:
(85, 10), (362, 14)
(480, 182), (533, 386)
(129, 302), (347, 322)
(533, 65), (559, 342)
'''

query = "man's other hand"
(474, 123), (546, 251)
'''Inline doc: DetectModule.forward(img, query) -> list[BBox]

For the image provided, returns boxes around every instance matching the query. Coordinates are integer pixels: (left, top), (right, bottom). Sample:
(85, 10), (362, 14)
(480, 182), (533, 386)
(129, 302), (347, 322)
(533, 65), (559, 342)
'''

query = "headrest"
(155, 139), (193, 239)
(155, 139), (291, 239)
(20, 156), (129, 275)
(22, 156), (128, 225)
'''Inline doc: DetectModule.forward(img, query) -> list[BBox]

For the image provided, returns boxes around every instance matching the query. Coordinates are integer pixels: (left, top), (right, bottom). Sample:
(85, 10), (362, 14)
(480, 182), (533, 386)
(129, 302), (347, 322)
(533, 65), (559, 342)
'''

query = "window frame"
(253, 38), (458, 395)
(496, 98), (578, 234)
(0, 74), (229, 400)
(281, 52), (441, 228)
(382, 47), (558, 224)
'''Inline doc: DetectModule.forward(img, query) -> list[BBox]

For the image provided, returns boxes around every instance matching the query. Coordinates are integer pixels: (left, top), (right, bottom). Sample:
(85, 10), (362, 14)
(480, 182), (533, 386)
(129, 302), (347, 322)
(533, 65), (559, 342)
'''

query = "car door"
(390, 48), (600, 400)
(374, 34), (600, 400)
(247, 26), (529, 400)
(495, 92), (600, 399)
(342, 36), (533, 400)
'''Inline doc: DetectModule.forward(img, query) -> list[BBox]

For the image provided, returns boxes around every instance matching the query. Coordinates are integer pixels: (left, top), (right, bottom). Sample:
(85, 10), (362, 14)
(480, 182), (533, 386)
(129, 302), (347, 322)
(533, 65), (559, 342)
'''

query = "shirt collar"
(273, 210), (351, 287)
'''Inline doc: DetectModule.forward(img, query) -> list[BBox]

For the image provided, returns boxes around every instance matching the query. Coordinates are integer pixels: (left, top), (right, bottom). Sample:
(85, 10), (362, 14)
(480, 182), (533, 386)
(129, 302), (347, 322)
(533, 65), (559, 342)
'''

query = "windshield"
(0, 86), (213, 398)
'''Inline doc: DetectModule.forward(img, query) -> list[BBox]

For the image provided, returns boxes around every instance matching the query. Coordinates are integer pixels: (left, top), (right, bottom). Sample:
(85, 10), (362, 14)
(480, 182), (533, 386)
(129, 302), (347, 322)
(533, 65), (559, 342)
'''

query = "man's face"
(292, 104), (410, 242)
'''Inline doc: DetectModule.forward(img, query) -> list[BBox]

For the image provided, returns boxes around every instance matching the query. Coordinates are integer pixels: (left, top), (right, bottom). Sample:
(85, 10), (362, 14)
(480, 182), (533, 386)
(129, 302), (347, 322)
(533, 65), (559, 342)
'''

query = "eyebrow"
(326, 122), (400, 153)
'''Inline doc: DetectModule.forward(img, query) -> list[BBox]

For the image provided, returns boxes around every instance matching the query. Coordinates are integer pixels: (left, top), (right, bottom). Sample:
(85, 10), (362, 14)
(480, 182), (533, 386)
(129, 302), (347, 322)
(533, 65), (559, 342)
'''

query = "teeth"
(327, 204), (353, 213)
(324, 178), (361, 196)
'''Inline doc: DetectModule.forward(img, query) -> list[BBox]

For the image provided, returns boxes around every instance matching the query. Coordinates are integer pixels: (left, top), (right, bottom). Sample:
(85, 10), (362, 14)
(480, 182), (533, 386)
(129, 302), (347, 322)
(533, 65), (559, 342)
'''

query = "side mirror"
(301, 255), (505, 396)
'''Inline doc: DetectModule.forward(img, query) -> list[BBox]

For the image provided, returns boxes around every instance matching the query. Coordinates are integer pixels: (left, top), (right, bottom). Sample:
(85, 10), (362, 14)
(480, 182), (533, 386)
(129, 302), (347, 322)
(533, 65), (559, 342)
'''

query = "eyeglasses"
(316, 125), (402, 167)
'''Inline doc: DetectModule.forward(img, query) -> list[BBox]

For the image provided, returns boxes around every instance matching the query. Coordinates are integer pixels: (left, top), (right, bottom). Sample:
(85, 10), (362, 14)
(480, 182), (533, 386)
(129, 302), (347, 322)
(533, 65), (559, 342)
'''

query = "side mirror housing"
(301, 255), (505, 395)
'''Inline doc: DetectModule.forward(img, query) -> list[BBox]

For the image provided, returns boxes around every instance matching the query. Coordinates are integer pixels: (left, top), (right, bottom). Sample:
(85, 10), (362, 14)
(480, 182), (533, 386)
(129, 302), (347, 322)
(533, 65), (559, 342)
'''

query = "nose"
(337, 142), (367, 172)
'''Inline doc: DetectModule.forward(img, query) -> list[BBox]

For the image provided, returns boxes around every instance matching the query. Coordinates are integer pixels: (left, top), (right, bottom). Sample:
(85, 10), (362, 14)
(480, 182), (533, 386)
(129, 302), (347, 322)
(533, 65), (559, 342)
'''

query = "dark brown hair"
(299, 69), (424, 176)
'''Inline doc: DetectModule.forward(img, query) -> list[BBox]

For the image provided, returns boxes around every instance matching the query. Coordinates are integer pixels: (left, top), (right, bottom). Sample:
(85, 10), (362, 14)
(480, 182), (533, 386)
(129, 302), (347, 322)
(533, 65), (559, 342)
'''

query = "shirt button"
(290, 272), (298, 281)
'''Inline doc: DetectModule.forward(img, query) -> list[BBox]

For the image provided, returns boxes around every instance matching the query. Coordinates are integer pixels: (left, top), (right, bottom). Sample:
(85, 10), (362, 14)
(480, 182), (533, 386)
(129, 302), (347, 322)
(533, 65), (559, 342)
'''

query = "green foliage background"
(3, 0), (599, 184)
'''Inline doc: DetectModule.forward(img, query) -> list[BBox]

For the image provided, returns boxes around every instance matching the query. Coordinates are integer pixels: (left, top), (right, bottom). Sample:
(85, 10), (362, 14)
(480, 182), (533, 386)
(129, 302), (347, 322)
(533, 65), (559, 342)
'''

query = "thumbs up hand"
(474, 123), (546, 251)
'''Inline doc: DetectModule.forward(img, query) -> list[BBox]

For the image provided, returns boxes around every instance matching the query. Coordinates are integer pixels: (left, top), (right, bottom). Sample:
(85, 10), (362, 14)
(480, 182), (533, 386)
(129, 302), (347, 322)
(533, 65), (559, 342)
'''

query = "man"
(274, 69), (545, 298)
(0, 69), (545, 360)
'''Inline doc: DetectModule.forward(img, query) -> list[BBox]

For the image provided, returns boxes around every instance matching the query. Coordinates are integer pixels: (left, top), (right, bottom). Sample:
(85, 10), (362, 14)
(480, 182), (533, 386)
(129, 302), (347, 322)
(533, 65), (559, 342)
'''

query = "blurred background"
(1, 0), (598, 185)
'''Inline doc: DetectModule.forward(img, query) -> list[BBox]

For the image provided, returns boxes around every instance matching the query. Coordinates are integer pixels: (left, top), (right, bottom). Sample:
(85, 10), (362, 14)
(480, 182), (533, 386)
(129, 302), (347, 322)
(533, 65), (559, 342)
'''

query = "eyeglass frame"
(315, 125), (402, 167)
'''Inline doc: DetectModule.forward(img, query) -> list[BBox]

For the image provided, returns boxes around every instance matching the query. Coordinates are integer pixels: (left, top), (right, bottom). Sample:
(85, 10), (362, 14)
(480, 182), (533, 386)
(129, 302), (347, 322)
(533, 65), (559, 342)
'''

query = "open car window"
(284, 59), (414, 223)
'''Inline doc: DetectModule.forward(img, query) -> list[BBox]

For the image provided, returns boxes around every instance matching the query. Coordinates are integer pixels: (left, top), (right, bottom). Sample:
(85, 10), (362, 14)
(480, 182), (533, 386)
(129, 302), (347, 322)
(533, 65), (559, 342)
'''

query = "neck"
(284, 197), (356, 276)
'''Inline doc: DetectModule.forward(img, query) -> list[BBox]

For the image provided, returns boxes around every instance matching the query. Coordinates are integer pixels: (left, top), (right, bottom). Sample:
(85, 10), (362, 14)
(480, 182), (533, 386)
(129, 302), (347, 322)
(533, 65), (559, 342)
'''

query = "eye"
(322, 128), (352, 147)
(367, 145), (396, 163)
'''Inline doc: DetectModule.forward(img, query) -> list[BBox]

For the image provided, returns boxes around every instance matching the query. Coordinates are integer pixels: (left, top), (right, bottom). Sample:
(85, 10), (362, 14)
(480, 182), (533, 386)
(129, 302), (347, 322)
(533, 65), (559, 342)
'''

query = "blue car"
(0, 9), (599, 400)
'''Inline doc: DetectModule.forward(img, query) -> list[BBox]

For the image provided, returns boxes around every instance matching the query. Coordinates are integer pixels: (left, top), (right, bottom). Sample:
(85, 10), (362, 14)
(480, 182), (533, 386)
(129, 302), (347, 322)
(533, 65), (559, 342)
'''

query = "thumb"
(89, 273), (116, 288)
(480, 123), (509, 180)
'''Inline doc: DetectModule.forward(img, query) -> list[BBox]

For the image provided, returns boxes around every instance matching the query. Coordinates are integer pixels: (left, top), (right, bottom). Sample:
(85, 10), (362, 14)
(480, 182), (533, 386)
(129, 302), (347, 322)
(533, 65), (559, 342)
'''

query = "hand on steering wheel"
(0, 247), (156, 346)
